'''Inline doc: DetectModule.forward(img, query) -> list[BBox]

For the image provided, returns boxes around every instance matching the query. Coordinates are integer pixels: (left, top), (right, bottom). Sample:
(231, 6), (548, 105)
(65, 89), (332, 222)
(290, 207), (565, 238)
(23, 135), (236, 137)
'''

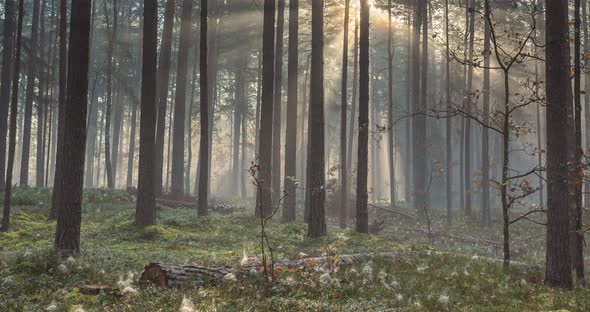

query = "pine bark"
(356, 0), (370, 233)
(20, 0), (41, 186)
(307, 0), (326, 237)
(53, 0), (91, 256)
(255, 0), (276, 218)
(339, 0), (350, 227)
(0, 0), (16, 191)
(544, 0), (573, 289)
(196, 0), (210, 216)
(481, 0), (491, 226)
(155, 0), (176, 195)
(0, 0), (24, 232)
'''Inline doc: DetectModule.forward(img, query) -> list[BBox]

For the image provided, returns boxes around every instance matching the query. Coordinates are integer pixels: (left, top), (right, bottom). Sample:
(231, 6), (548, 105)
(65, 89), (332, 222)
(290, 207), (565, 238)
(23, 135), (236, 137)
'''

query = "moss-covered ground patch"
(1, 189), (589, 311)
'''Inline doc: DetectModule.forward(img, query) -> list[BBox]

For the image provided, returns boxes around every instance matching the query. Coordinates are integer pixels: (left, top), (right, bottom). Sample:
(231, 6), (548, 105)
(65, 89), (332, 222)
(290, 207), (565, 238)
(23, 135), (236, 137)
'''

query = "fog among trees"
(1, 0), (590, 310)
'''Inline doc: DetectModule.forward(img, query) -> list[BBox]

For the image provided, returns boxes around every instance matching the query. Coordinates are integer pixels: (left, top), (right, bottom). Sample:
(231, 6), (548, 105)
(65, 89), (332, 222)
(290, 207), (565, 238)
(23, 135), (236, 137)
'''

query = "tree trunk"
(572, 0), (585, 284)
(155, 0), (176, 196)
(271, 0), (285, 206)
(0, 0), (24, 231)
(583, 0), (590, 211)
(53, 0), (91, 256)
(347, 19), (358, 213)
(544, 0), (573, 289)
(49, 0), (68, 220)
(135, 0), (158, 226)
(0, 0), (17, 191)
(307, 0), (326, 237)
(445, 0), (452, 224)
(20, 0), (41, 187)
(339, 0), (350, 227)
(356, 0), (370, 233)
(463, 0), (475, 217)
(196, 0), (210, 216)
(255, 0), (276, 218)
(386, 0), (395, 208)
(170, 0), (193, 199)
(481, 0), (491, 227)
(231, 64), (243, 195)
(36, 0), (48, 188)
(411, 0), (425, 215)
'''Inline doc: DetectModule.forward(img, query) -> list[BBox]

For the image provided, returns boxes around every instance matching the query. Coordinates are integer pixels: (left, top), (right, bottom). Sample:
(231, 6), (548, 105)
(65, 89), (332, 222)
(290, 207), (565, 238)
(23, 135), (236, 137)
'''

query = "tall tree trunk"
(1, 0), (24, 231)
(136, 0), (158, 226)
(387, 0), (395, 207)
(347, 19), (358, 209)
(272, 0), (285, 206)
(171, 0), (193, 199)
(49, 0), (68, 220)
(356, 0), (370, 233)
(481, 0), (491, 226)
(254, 50), (262, 163)
(411, 0), (425, 214)
(53, 0), (91, 256)
(196, 0), (210, 216)
(231, 63), (243, 195)
(544, 0), (573, 289)
(339, 0), (350, 227)
(255, 0), (276, 218)
(445, 0), (452, 224)
(36, 0), (48, 188)
(404, 14), (412, 204)
(0, 0), (17, 191)
(240, 62), (248, 199)
(573, 0), (585, 284)
(307, 0), (326, 237)
(583, 0), (590, 210)
(463, 0), (475, 217)
(103, 0), (118, 188)
(155, 0), (176, 195)
(20, 0), (41, 187)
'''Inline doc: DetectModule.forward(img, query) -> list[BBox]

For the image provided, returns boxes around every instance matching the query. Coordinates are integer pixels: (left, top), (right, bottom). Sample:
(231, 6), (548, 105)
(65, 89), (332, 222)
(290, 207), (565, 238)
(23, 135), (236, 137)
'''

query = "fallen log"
(141, 252), (412, 288)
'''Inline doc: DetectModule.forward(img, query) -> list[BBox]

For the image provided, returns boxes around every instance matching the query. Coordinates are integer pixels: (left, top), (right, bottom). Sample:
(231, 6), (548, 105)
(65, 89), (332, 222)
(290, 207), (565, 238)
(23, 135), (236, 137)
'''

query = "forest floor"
(1, 188), (589, 311)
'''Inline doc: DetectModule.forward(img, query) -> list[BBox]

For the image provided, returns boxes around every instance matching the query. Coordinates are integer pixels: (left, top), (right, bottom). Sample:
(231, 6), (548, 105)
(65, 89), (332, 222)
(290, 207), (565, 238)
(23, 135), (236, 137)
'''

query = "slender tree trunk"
(307, 0), (326, 237)
(36, 0), (48, 188)
(347, 19), (359, 196)
(445, 0), (452, 224)
(339, 0), (350, 227)
(583, 0), (590, 210)
(155, 0), (176, 195)
(136, 0), (158, 226)
(404, 14), (412, 204)
(254, 50), (262, 161)
(49, 0), (68, 220)
(231, 64), (243, 195)
(1, 0), (24, 231)
(481, 0), (491, 226)
(0, 0), (17, 191)
(387, 0), (395, 207)
(573, 0), (585, 284)
(544, 0), (573, 289)
(255, 0), (276, 218)
(53, 0), (91, 256)
(197, 0), (210, 216)
(356, 0), (370, 233)
(411, 0), (425, 215)
(103, 0), (118, 188)
(463, 0), (475, 217)
(20, 0), (41, 187)
(271, 0), (285, 206)
(240, 62), (248, 199)
(170, 0), (193, 199)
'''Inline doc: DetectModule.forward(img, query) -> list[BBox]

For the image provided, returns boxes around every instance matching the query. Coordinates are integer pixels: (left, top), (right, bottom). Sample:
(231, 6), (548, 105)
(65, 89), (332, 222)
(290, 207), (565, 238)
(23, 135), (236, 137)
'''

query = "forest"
(1, 0), (590, 310)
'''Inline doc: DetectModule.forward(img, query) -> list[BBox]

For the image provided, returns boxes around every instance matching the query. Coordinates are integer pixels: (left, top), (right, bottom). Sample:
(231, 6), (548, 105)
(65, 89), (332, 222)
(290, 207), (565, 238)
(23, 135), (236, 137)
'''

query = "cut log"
(141, 251), (413, 288)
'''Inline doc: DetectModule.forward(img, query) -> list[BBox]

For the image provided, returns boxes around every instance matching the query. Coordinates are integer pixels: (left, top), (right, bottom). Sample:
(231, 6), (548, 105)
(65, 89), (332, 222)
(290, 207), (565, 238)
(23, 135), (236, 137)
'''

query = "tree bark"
(0, 0), (17, 191)
(481, 0), (491, 227)
(196, 0), (210, 216)
(445, 0), (452, 225)
(411, 0), (425, 215)
(155, 0), (176, 196)
(0, 0), (24, 232)
(19, 0), (41, 187)
(339, 0), (350, 227)
(356, 0), (370, 233)
(135, 0), (158, 226)
(544, 0), (573, 289)
(387, 0), (395, 209)
(272, 0), (285, 206)
(307, 0), (326, 237)
(255, 0), (276, 218)
(53, 0), (91, 256)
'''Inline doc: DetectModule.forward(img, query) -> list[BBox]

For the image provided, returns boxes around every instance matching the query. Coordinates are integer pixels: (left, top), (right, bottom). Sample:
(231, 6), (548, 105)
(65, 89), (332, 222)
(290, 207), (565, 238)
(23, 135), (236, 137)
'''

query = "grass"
(0, 188), (588, 311)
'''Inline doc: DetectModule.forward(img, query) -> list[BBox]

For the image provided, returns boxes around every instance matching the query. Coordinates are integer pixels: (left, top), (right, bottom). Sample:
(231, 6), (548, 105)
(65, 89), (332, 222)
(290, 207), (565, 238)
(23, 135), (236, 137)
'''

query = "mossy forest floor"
(1, 188), (589, 311)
